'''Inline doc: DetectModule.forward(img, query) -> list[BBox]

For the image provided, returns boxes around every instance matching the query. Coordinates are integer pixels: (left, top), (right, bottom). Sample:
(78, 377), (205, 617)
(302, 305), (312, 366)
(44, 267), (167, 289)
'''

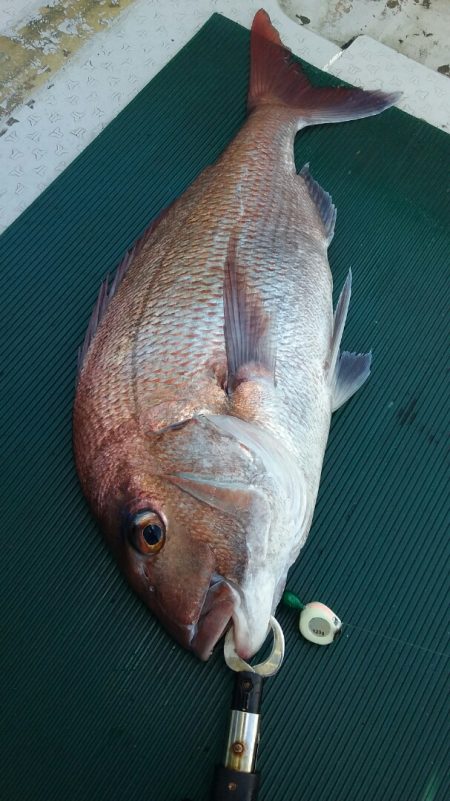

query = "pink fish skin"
(73, 10), (399, 660)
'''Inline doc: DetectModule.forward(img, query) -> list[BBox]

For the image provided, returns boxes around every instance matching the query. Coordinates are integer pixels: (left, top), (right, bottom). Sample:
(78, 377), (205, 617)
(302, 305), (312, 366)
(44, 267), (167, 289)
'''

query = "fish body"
(73, 10), (398, 660)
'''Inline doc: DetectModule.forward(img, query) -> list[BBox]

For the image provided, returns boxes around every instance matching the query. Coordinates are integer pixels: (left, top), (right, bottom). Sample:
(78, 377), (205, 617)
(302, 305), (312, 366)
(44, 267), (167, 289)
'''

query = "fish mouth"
(154, 575), (267, 661)
(190, 575), (241, 661)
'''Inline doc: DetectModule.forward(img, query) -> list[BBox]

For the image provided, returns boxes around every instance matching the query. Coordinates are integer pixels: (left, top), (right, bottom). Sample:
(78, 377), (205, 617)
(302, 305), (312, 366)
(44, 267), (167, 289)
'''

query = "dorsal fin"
(77, 202), (173, 376)
(223, 238), (276, 394)
(300, 163), (336, 244)
(77, 245), (137, 376)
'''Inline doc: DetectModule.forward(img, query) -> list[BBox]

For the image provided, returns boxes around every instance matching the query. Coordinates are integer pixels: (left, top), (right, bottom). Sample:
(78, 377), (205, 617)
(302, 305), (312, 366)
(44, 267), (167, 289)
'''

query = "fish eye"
(130, 510), (166, 555)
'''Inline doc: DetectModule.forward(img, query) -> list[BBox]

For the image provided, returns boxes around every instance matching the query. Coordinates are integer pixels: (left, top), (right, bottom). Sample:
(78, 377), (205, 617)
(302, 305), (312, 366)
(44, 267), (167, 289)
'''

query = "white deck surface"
(0, 0), (448, 235)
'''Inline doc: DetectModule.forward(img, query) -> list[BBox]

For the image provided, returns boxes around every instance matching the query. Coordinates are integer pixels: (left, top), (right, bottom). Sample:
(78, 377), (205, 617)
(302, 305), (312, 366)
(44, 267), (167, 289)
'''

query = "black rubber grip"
(231, 671), (263, 714)
(210, 765), (260, 801)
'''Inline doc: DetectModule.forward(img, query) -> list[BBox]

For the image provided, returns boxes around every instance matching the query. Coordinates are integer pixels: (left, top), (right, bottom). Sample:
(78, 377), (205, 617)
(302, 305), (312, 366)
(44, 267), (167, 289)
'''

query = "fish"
(73, 9), (399, 661)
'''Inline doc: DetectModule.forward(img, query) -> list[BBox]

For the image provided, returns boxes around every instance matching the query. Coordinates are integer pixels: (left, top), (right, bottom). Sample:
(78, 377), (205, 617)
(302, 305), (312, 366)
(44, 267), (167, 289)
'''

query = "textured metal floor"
(280, 0), (450, 73)
(1, 14), (448, 801)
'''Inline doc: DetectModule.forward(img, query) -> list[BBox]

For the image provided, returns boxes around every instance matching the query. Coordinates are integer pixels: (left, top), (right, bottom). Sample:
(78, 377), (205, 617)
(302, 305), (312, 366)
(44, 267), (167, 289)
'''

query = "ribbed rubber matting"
(1, 14), (448, 801)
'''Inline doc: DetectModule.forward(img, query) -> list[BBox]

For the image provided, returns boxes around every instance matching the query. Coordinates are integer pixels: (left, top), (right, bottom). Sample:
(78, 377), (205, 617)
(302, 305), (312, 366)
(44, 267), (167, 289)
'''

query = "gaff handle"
(210, 671), (264, 801)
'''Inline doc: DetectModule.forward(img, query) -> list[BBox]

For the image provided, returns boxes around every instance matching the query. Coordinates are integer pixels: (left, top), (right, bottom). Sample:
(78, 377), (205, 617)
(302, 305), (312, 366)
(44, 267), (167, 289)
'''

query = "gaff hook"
(223, 616), (285, 677)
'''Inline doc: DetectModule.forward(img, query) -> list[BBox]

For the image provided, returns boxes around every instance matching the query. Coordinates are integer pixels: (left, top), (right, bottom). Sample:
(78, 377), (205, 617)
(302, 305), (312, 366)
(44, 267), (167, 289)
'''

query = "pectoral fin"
(329, 271), (371, 411)
(223, 238), (276, 393)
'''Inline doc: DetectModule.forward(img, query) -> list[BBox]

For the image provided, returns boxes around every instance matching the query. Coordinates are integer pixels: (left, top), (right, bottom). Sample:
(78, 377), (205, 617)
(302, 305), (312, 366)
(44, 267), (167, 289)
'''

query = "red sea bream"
(73, 10), (398, 660)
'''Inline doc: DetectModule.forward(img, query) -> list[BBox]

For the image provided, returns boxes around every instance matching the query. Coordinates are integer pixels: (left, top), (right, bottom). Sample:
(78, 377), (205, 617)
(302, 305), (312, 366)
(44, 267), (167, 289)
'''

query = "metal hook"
(223, 616), (285, 677)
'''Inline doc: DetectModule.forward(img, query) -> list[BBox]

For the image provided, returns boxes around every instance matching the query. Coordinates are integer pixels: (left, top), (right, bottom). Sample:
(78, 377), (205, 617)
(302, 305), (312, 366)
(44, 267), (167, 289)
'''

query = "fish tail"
(248, 10), (400, 123)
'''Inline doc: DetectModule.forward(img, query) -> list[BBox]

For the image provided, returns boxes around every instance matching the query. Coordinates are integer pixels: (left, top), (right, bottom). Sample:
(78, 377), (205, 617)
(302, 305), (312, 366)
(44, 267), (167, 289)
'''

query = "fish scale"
(73, 10), (399, 661)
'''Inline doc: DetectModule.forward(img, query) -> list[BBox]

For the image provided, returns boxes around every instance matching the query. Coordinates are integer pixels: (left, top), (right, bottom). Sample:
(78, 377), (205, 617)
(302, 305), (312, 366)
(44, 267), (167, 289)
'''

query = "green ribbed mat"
(1, 14), (449, 801)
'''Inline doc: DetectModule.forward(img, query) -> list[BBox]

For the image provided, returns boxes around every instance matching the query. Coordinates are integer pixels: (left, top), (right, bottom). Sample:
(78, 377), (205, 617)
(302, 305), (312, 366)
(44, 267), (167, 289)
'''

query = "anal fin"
(300, 163), (336, 244)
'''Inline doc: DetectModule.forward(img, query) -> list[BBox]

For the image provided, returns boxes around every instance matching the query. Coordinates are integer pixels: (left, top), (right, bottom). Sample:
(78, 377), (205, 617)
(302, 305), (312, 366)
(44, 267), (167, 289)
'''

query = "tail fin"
(248, 10), (400, 123)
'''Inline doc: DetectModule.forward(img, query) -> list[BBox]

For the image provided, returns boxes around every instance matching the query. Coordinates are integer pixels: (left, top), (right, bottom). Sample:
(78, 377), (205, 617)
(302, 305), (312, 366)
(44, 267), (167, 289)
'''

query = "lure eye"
(130, 510), (166, 555)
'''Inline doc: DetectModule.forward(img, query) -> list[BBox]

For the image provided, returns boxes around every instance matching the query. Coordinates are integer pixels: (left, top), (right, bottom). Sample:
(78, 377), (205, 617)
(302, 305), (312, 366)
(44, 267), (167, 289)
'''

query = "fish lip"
(190, 575), (241, 661)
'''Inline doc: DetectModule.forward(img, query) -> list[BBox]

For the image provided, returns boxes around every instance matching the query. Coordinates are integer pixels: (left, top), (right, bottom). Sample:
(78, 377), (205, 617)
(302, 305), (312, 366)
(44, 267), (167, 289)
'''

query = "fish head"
(92, 414), (305, 661)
